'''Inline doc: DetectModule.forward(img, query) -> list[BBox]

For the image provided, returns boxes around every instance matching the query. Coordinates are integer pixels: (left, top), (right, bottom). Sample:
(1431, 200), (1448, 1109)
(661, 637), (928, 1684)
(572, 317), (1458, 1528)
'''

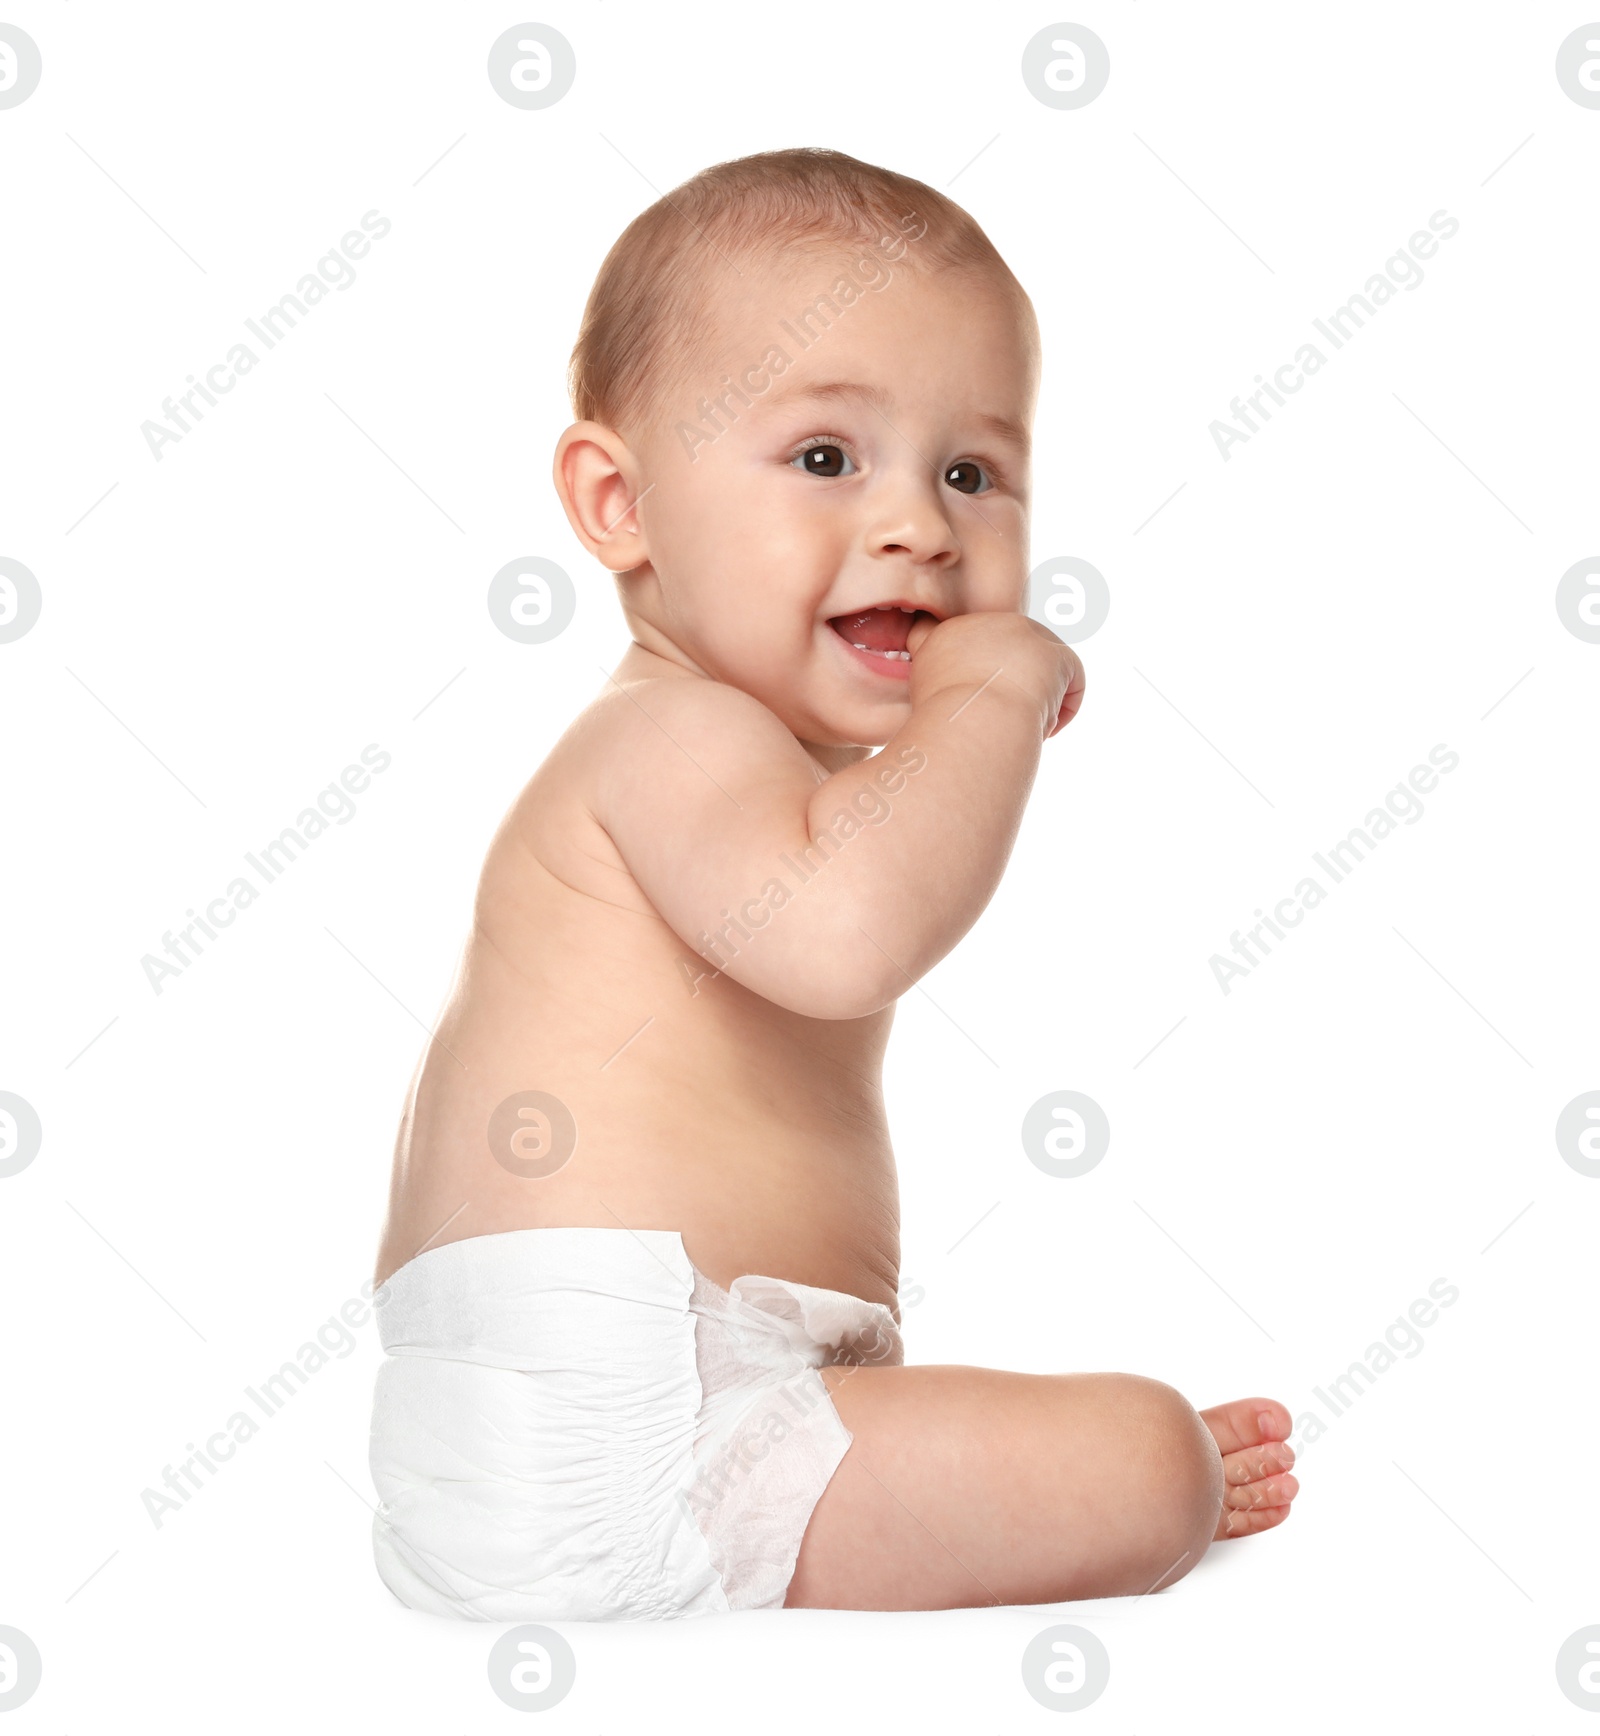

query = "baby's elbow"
(784, 982), (898, 1021)
(766, 950), (905, 1021)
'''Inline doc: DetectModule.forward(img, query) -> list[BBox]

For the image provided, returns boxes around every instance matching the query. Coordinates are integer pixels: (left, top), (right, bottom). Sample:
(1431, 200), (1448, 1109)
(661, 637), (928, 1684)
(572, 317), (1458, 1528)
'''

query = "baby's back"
(373, 667), (902, 1304)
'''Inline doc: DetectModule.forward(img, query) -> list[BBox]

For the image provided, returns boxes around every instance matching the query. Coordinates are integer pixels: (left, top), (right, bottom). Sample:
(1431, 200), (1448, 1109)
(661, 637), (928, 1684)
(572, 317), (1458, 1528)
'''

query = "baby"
(368, 147), (1299, 1621)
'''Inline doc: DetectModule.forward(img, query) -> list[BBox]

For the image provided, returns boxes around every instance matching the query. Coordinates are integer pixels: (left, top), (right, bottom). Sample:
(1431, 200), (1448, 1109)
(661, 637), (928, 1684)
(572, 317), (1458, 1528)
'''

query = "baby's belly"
(518, 1131), (902, 1307)
(377, 976), (902, 1309)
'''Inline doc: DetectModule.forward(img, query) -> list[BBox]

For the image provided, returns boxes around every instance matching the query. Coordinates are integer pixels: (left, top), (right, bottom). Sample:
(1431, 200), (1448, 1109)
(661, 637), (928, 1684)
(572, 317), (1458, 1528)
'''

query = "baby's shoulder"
(559, 670), (813, 818)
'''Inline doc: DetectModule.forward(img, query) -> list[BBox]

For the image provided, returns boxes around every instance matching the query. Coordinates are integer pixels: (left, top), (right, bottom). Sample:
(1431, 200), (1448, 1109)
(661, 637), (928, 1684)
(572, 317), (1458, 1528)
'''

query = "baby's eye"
(943, 459), (993, 495)
(792, 443), (856, 478)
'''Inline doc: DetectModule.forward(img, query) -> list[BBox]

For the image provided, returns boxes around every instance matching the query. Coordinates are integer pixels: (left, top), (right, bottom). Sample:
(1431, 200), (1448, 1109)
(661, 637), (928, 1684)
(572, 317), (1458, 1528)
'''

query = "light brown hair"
(567, 146), (1035, 438)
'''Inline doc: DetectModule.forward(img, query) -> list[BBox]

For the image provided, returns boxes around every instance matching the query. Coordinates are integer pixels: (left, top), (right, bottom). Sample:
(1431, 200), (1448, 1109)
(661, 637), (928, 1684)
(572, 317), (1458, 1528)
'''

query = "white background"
(2, 1), (1597, 1729)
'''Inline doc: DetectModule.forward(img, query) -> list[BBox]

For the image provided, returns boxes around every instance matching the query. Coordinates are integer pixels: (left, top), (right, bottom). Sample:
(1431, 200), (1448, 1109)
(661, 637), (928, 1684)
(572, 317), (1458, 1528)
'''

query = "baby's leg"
(786, 1368), (1294, 1611)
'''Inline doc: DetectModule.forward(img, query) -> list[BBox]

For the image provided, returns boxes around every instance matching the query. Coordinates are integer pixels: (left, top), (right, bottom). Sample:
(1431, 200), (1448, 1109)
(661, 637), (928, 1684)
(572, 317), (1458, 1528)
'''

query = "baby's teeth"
(852, 642), (869, 650)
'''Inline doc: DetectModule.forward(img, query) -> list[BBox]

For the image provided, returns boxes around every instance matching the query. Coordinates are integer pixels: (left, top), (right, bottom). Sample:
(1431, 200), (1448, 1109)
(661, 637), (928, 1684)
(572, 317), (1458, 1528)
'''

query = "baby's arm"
(592, 614), (1083, 1018)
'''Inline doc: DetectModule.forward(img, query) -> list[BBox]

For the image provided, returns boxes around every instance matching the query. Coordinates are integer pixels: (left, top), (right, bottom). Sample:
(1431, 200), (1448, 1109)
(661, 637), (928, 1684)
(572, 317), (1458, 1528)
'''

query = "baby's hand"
(906, 611), (1086, 739)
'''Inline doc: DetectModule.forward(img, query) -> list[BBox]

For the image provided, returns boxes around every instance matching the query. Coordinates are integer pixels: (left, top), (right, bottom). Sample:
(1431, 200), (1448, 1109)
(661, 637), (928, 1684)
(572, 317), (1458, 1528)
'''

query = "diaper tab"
(726, 1274), (905, 1369)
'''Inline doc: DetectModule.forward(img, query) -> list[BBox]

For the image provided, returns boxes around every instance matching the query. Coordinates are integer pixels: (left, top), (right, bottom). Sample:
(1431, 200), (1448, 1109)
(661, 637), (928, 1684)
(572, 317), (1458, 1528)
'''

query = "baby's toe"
(1222, 1470), (1298, 1512)
(1199, 1397), (1293, 1457)
(1224, 1438), (1295, 1485)
(1218, 1501), (1292, 1539)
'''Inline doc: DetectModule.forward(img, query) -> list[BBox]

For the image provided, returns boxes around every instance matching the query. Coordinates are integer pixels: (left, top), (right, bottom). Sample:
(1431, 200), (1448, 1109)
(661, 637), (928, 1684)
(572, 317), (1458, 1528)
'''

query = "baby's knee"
(1111, 1375), (1224, 1586)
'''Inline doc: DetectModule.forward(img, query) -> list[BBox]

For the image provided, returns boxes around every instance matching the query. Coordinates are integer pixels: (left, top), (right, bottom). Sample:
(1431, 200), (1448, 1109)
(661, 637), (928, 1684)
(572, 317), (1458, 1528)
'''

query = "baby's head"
(554, 148), (1040, 750)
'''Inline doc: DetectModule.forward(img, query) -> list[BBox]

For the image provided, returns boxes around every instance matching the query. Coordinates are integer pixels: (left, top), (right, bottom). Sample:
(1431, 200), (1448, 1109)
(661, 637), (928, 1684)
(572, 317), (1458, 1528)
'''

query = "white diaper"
(368, 1227), (903, 1621)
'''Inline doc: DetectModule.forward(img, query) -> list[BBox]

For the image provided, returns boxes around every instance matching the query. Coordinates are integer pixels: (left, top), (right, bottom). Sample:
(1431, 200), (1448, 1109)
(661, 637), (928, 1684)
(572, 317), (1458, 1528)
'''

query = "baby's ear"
(551, 421), (650, 572)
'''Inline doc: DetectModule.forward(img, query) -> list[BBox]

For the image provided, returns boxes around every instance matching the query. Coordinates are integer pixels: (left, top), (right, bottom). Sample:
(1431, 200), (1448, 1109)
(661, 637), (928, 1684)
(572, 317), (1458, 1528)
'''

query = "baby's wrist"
(913, 672), (1050, 737)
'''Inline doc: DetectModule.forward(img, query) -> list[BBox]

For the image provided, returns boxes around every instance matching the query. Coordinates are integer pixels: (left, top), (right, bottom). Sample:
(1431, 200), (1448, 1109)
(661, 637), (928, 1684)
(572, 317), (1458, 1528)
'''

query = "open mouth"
(826, 605), (929, 681)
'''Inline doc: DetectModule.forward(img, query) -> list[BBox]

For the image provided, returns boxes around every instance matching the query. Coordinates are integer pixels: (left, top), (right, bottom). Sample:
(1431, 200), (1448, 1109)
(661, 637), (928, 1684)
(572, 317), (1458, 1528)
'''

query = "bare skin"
(789, 1381), (1296, 1609)
(373, 245), (1300, 1608)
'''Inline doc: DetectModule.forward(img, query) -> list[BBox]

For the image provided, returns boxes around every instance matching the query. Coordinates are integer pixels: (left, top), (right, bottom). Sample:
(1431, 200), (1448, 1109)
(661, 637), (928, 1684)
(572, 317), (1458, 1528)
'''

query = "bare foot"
(1200, 1398), (1299, 1539)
